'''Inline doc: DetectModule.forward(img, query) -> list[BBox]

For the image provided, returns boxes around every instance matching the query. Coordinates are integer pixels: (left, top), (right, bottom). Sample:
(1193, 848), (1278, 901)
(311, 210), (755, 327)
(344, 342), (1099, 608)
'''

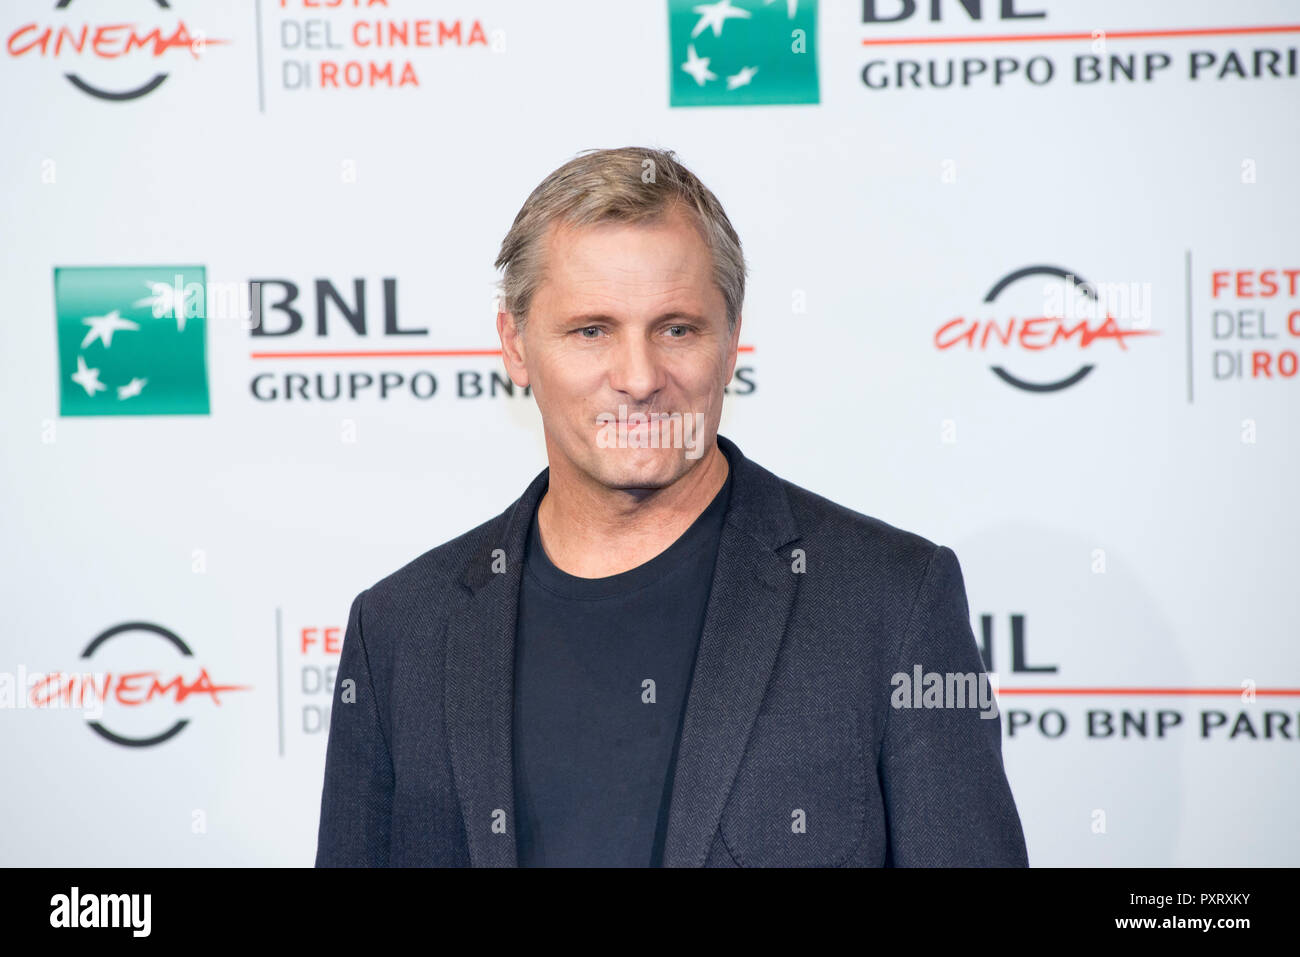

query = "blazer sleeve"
(315, 588), (395, 866)
(877, 545), (1029, 866)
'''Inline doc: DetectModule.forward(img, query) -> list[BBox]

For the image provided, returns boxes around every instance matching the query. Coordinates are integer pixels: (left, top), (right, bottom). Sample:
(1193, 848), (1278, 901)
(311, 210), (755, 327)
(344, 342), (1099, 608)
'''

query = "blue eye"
(578, 326), (602, 338)
(666, 325), (689, 337)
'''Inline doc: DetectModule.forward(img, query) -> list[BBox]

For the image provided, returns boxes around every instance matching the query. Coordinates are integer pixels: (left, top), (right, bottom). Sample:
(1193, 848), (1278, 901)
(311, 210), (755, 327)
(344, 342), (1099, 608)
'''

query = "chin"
(589, 447), (687, 490)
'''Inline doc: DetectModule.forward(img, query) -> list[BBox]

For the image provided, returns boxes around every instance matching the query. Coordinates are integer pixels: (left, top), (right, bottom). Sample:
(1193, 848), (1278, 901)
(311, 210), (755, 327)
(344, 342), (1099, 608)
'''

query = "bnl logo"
(668, 0), (819, 107)
(53, 266), (210, 416)
(977, 614), (1057, 674)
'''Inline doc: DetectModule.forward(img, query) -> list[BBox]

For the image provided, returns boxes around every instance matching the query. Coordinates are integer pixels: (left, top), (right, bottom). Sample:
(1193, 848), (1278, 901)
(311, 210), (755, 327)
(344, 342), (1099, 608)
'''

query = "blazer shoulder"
(358, 504), (512, 615)
(778, 476), (942, 581)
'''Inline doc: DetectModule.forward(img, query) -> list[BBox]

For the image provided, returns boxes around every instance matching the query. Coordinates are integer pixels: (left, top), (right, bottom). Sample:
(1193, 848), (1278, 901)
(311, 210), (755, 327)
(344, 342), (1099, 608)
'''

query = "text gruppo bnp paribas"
(860, 1), (1298, 91)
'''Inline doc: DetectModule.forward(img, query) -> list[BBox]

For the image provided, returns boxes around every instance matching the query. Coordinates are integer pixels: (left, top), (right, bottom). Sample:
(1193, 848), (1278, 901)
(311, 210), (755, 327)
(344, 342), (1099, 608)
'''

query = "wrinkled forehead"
(533, 208), (724, 317)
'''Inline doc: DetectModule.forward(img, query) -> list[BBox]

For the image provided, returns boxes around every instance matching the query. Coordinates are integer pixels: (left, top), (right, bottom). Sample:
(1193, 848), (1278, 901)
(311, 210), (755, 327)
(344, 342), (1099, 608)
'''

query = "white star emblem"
(133, 280), (189, 332)
(764, 0), (799, 17)
(681, 44), (718, 85)
(80, 309), (140, 349)
(71, 355), (107, 397)
(727, 65), (759, 89)
(117, 377), (148, 400)
(691, 0), (751, 39)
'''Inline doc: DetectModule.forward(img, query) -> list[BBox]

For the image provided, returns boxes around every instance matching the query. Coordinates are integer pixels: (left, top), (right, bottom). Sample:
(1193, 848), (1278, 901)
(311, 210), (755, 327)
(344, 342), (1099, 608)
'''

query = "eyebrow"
(563, 311), (709, 326)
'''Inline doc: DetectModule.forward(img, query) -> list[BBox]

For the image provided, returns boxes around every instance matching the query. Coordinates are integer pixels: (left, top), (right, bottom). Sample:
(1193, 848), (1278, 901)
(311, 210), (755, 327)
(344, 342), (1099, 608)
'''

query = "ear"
(723, 312), (742, 385)
(497, 309), (529, 388)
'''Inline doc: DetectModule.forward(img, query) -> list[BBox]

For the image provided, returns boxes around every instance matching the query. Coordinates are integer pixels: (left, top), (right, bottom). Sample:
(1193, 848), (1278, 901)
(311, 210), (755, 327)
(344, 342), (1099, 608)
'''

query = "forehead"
(536, 206), (720, 310)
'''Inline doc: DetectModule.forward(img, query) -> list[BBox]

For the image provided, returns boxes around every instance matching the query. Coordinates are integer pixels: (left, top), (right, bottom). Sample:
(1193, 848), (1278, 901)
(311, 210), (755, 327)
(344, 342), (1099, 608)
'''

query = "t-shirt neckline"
(523, 455), (733, 601)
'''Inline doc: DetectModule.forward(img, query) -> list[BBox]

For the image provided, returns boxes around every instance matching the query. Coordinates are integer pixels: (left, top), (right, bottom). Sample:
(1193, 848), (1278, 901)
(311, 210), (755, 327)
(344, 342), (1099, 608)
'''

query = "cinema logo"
(935, 265), (1158, 393)
(20, 622), (250, 748)
(6, 0), (226, 102)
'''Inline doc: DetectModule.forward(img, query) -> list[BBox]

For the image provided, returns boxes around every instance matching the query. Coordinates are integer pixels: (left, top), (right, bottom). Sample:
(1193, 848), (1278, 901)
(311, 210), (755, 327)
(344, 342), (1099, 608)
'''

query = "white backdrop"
(1, 0), (1297, 866)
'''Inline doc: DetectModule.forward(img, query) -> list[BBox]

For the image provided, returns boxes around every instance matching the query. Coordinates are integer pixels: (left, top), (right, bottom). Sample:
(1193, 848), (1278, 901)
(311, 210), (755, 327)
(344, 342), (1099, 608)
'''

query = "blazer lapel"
(660, 434), (802, 866)
(443, 467), (548, 867)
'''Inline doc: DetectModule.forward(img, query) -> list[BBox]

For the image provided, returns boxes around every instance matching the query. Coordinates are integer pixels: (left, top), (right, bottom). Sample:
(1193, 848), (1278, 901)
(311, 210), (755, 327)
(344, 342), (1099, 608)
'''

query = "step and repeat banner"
(1, 0), (1296, 866)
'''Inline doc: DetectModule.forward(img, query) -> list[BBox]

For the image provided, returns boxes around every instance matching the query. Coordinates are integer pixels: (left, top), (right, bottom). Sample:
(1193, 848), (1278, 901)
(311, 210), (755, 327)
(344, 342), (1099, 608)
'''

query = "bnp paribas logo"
(668, 0), (818, 107)
(53, 266), (210, 416)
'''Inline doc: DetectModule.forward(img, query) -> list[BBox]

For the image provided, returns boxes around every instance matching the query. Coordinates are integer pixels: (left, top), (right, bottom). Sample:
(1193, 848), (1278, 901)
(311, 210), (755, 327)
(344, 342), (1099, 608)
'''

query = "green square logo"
(669, 0), (819, 107)
(54, 266), (210, 416)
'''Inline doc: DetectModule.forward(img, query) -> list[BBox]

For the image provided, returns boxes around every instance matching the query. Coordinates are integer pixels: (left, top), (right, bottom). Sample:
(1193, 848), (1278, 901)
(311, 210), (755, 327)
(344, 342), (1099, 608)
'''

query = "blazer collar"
(444, 433), (802, 866)
(458, 433), (797, 594)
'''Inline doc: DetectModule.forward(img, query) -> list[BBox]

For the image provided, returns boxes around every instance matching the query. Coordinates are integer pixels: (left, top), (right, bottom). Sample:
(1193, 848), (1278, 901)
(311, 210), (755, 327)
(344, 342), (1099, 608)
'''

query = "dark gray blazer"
(315, 434), (1029, 867)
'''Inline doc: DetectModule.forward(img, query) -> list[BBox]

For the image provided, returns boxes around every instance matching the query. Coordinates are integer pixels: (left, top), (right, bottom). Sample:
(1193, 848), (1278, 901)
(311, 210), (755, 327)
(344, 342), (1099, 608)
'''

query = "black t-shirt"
(512, 456), (733, 867)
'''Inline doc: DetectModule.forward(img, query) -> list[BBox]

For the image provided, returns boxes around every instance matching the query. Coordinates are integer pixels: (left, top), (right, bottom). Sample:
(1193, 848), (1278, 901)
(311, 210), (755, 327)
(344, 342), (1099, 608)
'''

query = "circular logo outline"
(984, 263), (1098, 393)
(55, 0), (172, 102)
(80, 620), (191, 747)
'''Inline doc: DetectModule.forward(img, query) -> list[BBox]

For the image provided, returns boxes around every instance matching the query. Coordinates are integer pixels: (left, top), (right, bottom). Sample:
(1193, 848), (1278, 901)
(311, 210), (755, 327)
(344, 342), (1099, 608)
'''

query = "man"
(315, 147), (1028, 867)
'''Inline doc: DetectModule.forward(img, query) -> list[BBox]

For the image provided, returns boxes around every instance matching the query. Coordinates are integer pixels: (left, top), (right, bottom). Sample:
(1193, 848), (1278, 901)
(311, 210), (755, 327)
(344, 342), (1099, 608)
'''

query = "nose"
(607, 334), (667, 405)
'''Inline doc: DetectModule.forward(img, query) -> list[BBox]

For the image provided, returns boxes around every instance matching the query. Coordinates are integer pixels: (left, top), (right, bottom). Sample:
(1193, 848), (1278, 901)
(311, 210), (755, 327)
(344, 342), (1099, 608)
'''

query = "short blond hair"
(494, 147), (746, 330)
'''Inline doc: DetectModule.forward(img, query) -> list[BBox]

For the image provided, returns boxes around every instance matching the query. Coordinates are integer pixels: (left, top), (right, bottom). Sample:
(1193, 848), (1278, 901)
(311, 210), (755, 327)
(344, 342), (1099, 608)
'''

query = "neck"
(535, 442), (730, 578)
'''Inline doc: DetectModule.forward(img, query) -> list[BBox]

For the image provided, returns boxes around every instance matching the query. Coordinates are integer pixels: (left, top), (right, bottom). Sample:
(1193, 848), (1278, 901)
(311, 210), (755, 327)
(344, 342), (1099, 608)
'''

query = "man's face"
(498, 204), (740, 492)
